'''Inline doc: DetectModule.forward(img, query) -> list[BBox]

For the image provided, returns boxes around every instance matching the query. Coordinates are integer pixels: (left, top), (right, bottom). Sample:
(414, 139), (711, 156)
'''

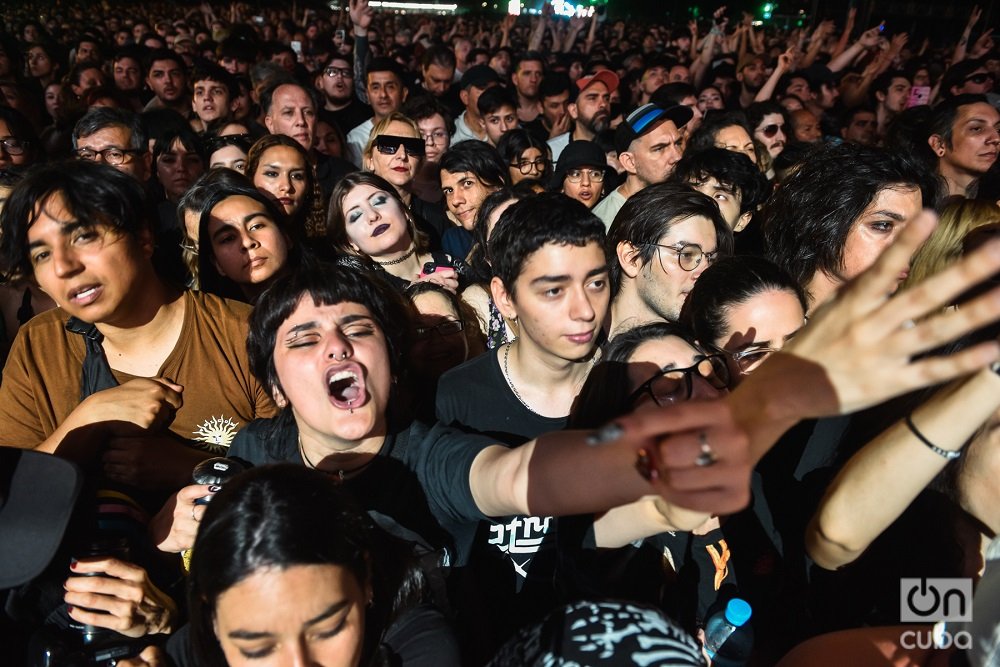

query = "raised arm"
(830, 7), (856, 59)
(827, 22), (882, 73)
(953, 4), (982, 65)
(806, 368), (1000, 570)
(755, 46), (796, 102)
(350, 0), (373, 103)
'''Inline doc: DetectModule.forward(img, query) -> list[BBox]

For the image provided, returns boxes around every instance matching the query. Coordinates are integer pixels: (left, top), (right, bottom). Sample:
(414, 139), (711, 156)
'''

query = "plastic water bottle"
(703, 598), (754, 666)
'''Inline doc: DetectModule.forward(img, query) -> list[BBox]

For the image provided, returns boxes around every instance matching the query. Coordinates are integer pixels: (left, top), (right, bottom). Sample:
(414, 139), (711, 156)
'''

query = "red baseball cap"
(576, 70), (619, 95)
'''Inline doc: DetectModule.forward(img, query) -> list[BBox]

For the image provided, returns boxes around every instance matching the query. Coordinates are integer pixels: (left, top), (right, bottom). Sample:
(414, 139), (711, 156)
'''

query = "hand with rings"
(149, 484), (216, 553)
(695, 432), (717, 467)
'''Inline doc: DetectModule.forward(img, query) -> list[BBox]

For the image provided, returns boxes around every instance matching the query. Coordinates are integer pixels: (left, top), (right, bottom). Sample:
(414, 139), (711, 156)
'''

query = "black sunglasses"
(966, 73), (995, 85)
(760, 123), (786, 138)
(374, 134), (425, 158)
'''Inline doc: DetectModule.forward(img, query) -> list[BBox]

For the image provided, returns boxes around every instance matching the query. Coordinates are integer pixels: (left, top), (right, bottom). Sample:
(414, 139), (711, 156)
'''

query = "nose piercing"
(328, 351), (350, 361)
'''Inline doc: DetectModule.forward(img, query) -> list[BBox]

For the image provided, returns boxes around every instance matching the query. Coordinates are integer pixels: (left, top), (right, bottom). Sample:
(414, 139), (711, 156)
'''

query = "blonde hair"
(904, 199), (1000, 289)
(362, 112), (421, 168)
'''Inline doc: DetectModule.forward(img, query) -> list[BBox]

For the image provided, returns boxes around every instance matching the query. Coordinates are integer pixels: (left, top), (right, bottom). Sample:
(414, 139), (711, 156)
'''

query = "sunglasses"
(374, 134), (425, 158)
(759, 123), (786, 138)
(966, 73), (995, 85)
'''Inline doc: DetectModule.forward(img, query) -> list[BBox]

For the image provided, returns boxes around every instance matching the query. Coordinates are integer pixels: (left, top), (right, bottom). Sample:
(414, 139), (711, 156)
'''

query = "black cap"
(460, 64), (501, 90)
(613, 102), (693, 154)
(551, 140), (613, 188)
(0, 448), (83, 589)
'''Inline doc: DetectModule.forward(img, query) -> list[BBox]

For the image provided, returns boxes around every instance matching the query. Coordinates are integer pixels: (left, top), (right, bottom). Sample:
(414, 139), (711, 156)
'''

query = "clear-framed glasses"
(324, 67), (352, 79)
(0, 137), (28, 155)
(627, 355), (731, 407)
(414, 319), (464, 339)
(726, 346), (780, 374)
(565, 167), (605, 183)
(421, 130), (449, 145)
(512, 157), (549, 174)
(76, 146), (140, 165)
(646, 242), (718, 272)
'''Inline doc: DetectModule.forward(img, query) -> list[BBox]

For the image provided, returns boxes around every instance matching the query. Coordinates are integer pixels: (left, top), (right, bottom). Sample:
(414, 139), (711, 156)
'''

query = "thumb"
(157, 378), (184, 393)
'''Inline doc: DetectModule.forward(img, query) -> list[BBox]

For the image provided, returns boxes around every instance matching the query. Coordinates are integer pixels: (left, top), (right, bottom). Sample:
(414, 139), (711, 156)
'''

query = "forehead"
(956, 102), (1000, 125)
(517, 60), (543, 73)
(889, 77), (910, 88)
(631, 336), (700, 369)
(150, 59), (182, 72)
(440, 170), (480, 186)
(260, 145), (306, 166)
(417, 114), (446, 129)
(274, 85), (312, 106)
(368, 71), (401, 85)
(194, 78), (228, 89)
(580, 82), (610, 97)
(343, 183), (388, 207)
(412, 289), (458, 316)
(861, 185), (922, 218)
(80, 125), (132, 145)
(637, 119), (681, 146)
(716, 125), (752, 144)
(383, 120), (418, 136)
(517, 240), (605, 278)
(658, 214), (718, 245)
(757, 112), (783, 127)
(278, 297), (377, 334)
(211, 194), (266, 218)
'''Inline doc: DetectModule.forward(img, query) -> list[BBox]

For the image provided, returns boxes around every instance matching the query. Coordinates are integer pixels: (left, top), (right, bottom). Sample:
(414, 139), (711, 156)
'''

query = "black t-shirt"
(435, 347), (571, 660)
(436, 347), (567, 445)
(329, 98), (374, 138)
(228, 417), (494, 565)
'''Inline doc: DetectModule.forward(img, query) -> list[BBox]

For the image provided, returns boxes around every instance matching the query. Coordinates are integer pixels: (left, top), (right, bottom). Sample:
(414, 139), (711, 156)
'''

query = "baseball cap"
(460, 64), (501, 90)
(0, 448), (83, 589)
(614, 102), (694, 154)
(575, 70), (619, 95)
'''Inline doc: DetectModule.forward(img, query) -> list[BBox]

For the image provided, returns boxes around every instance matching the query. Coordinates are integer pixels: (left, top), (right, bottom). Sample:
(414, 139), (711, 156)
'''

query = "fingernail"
(208, 485), (222, 493)
(69, 559), (78, 570)
(586, 422), (623, 445)
(66, 605), (74, 613)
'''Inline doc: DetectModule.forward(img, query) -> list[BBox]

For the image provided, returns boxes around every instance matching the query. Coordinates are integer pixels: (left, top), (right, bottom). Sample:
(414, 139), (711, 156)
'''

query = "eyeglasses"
(511, 157), (549, 174)
(627, 355), (731, 407)
(965, 72), (994, 85)
(324, 67), (352, 79)
(646, 243), (718, 272)
(565, 167), (604, 183)
(759, 123), (786, 138)
(0, 137), (28, 155)
(75, 146), (141, 165)
(421, 130), (449, 145)
(414, 319), (464, 338)
(374, 134), (425, 158)
(725, 346), (780, 374)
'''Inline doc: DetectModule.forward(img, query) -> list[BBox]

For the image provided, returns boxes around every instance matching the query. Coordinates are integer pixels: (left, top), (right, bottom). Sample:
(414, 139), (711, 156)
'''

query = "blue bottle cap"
(724, 598), (752, 626)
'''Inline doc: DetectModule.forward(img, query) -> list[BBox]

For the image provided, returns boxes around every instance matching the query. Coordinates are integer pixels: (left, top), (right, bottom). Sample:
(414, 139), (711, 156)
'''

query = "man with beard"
(315, 54), (371, 138)
(735, 54), (768, 109)
(548, 71), (618, 164)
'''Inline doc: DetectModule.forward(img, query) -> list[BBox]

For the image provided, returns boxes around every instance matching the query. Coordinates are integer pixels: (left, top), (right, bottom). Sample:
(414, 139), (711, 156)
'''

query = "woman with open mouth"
(327, 172), (460, 294)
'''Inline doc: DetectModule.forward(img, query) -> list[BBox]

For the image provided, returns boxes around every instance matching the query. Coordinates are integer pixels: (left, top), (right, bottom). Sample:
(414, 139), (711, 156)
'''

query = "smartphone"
(253, 15), (264, 25)
(907, 85), (930, 108)
(291, 40), (302, 55)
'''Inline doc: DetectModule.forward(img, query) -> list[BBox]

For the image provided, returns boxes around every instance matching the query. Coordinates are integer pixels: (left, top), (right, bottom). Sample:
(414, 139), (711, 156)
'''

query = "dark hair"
(929, 94), (991, 148)
(72, 107), (146, 150)
(439, 140), (507, 187)
(745, 100), (789, 134)
(153, 126), (205, 167)
(606, 182), (733, 296)
(476, 85), (517, 117)
(685, 110), (753, 155)
(401, 94), (455, 136)
(467, 187), (524, 281)
(205, 133), (253, 161)
(366, 56), (406, 84)
(245, 134), (316, 237)
(539, 71), (572, 100)
(326, 171), (428, 257)
(568, 321), (702, 429)
(144, 47), (186, 76)
(0, 106), (40, 166)
(940, 59), (987, 99)
(247, 263), (411, 401)
(189, 464), (427, 667)
(421, 44), (456, 71)
(650, 81), (697, 107)
(0, 160), (152, 281)
(513, 51), (545, 75)
(496, 129), (552, 182)
(681, 255), (806, 348)
(66, 59), (104, 89)
(489, 192), (606, 295)
(761, 143), (928, 292)
(672, 148), (769, 217)
(190, 62), (238, 99)
(870, 69), (909, 104)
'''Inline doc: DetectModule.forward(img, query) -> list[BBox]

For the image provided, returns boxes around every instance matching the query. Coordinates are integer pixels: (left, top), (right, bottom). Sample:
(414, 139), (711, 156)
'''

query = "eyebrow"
(285, 314), (376, 336)
(866, 209), (908, 221)
(226, 600), (349, 640)
(529, 264), (609, 285)
(27, 220), (90, 249)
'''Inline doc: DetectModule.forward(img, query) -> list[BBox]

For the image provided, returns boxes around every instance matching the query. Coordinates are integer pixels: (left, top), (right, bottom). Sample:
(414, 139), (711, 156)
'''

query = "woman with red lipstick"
(246, 134), (319, 240)
(328, 172), (459, 293)
(362, 112), (450, 249)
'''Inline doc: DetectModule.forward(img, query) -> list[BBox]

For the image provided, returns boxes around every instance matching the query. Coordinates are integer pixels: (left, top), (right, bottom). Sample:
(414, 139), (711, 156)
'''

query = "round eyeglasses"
(511, 157), (549, 174)
(645, 243), (718, 272)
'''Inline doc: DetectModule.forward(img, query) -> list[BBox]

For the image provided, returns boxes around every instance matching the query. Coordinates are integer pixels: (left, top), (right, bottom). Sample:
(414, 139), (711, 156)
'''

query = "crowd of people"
(2, 1), (1000, 665)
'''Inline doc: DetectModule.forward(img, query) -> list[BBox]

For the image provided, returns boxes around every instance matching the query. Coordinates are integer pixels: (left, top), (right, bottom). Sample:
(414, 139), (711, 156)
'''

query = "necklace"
(299, 438), (377, 482)
(374, 246), (416, 266)
(502, 341), (538, 414)
(502, 341), (598, 416)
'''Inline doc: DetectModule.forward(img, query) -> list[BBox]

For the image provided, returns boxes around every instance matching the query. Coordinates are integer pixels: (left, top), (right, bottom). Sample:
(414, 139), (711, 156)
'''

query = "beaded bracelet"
(905, 414), (962, 460)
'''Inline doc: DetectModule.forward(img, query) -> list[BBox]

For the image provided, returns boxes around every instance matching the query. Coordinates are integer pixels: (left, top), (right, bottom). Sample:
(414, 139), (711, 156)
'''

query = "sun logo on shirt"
(193, 416), (241, 450)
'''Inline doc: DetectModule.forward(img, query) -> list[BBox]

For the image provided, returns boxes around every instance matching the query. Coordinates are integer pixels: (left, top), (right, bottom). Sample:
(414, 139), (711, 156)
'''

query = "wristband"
(905, 414), (962, 460)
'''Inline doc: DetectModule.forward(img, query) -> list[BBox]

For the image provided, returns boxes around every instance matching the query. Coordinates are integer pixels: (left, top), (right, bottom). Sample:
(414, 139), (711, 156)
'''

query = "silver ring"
(695, 432), (716, 467)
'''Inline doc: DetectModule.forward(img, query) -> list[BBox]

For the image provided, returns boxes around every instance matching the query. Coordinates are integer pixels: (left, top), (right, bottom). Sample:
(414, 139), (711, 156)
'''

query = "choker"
(374, 246), (416, 266)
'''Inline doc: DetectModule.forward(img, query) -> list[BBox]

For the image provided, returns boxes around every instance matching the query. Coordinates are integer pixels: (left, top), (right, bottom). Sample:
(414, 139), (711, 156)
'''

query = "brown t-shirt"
(0, 290), (277, 452)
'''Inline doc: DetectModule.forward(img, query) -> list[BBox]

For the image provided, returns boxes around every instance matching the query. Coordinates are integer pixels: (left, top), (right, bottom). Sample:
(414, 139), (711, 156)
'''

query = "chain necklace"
(502, 340), (538, 415)
(374, 246), (416, 266)
(299, 438), (377, 482)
